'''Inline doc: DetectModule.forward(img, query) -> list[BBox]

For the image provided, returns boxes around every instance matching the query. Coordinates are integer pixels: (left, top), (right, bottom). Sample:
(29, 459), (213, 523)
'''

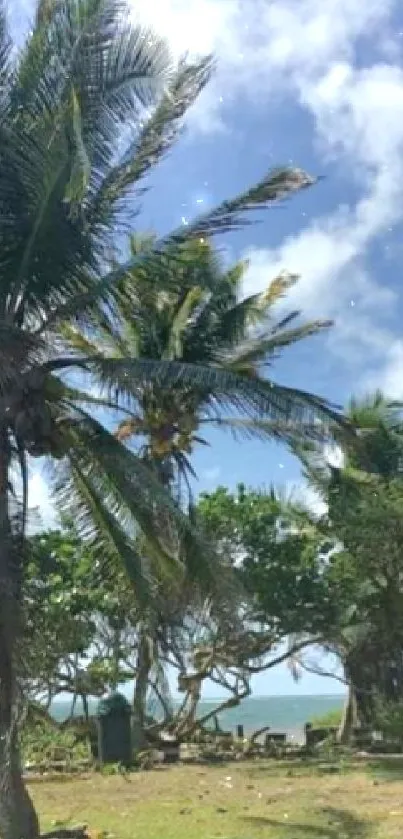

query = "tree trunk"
(337, 681), (358, 744)
(133, 629), (152, 749)
(0, 431), (39, 839)
(81, 694), (89, 724)
(0, 730), (39, 839)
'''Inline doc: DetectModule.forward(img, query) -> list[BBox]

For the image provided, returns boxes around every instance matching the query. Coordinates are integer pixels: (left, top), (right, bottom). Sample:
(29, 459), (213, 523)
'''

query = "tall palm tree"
(62, 234), (333, 732)
(0, 2), (343, 835)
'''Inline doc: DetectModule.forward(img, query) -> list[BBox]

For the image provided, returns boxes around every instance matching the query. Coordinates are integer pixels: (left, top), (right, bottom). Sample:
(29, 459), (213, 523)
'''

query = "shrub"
(22, 717), (91, 770)
(310, 709), (342, 728)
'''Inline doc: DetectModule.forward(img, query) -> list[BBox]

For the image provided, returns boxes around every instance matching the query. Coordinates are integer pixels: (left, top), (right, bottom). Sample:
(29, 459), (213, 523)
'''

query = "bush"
(22, 717), (91, 770)
(310, 709), (342, 728)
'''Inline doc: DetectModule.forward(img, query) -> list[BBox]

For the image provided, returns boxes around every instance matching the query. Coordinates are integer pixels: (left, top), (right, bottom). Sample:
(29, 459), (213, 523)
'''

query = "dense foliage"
(0, 1), (401, 836)
(0, 1), (344, 835)
(198, 484), (339, 637)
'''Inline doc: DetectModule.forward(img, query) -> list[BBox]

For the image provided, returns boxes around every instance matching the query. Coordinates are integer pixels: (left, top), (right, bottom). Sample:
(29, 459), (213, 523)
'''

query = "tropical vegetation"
(0, 1), (345, 837)
(1, 3), (402, 839)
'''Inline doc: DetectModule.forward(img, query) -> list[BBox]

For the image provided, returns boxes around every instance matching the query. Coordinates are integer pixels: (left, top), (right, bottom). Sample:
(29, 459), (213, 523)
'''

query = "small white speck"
(219, 96), (224, 103)
(225, 776), (232, 781)
(284, 814), (289, 819)
(181, 216), (189, 226)
(350, 300), (355, 307)
(196, 198), (204, 204)
(199, 237), (205, 243)
(279, 463), (284, 469)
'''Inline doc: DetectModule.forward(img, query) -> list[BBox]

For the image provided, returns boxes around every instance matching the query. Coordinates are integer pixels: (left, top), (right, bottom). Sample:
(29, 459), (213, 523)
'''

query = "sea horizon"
(49, 693), (344, 735)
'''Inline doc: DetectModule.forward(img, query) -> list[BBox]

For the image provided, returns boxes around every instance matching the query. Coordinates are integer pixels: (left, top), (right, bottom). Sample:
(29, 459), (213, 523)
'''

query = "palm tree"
(65, 234), (333, 497)
(0, 1), (344, 835)
(62, 235), (333, 732)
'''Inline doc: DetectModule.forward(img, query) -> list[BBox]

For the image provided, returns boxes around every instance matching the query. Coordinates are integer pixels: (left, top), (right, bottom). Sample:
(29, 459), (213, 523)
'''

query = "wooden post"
(237, 724), (244, 739)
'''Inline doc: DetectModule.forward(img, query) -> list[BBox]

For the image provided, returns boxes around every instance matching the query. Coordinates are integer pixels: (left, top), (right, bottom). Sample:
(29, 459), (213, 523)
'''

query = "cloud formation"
(130, 0), (403, 396)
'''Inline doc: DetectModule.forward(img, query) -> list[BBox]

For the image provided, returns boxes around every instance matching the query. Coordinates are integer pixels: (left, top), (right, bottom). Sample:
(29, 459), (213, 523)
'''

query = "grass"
(29, 759), (403, 839)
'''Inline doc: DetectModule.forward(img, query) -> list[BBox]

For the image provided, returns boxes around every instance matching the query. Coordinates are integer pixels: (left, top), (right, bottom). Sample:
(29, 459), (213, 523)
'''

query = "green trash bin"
(97, 692), (132, 767)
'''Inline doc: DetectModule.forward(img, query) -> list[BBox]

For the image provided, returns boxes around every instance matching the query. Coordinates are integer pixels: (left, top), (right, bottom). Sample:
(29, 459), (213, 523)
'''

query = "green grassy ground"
(29, 758), (403, 839)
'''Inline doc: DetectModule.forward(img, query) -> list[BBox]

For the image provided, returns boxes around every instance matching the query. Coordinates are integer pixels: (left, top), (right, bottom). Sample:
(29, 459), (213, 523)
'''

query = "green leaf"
(64, 87), (91, 206)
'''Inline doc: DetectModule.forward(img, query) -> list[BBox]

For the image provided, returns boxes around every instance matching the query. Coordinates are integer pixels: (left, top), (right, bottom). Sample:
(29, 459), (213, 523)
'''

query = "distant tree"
(300, 393), (403, 736)
(198, 484), (339, 637)
(23, 526), (134, 712)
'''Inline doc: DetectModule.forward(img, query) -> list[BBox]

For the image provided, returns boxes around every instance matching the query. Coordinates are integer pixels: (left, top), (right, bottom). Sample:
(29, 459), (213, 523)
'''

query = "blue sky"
(14, 0), (403, 696)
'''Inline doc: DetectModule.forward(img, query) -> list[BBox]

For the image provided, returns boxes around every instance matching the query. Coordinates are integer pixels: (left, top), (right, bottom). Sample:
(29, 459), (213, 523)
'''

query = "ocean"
(51, 694), (344, 736)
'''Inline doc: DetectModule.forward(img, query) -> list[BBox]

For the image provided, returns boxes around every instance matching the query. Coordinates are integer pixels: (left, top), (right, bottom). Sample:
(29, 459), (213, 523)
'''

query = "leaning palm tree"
(0, 1), (344, 836)
(62, 235), (333, 732)
(65, 234), (333, 497)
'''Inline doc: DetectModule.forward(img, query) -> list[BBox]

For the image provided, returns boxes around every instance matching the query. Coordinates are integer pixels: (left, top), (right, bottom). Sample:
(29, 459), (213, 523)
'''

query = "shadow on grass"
(240, 807), (372, 838)
(244, 758), (354, 780)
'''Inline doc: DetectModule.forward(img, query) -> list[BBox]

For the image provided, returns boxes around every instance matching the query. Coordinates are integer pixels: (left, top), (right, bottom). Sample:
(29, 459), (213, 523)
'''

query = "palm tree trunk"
(0, 430), (39, 839)
(133, 629), (152, 748)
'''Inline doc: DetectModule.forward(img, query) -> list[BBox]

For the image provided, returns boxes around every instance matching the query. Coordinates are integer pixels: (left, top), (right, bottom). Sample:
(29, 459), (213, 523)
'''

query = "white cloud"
(129, 0), (403, 396)
(10, 457), (58, 534)
(323, 444), (345, 469)
(130, 0), (397, 130)
(27, 464), (59, 533)
(285, 479), (326, 517)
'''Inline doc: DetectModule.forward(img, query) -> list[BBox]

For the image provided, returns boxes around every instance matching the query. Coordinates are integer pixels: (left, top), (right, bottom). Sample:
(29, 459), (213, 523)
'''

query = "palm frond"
(222, 319), (332, 372)
(41, 166), (317, 328)
(59, 454), (152, 605)
(163, 287), (205, 359)
(57, 411), (228, 593)
(65, 413), (182, 560)
(292, 441), (332, 499)
(65, 86), (92, 205)
(258, 271), (299, 306)
(61, 384), (134, 416)
(75, 356), (343, 435)
(101, 166), (316, 274)
(0, 0), (11, 99)
(60, 323), (101, 357)
(214, 291), (265, 342)
(91, 56), (213, 221)
(2, 0), (171, 323)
